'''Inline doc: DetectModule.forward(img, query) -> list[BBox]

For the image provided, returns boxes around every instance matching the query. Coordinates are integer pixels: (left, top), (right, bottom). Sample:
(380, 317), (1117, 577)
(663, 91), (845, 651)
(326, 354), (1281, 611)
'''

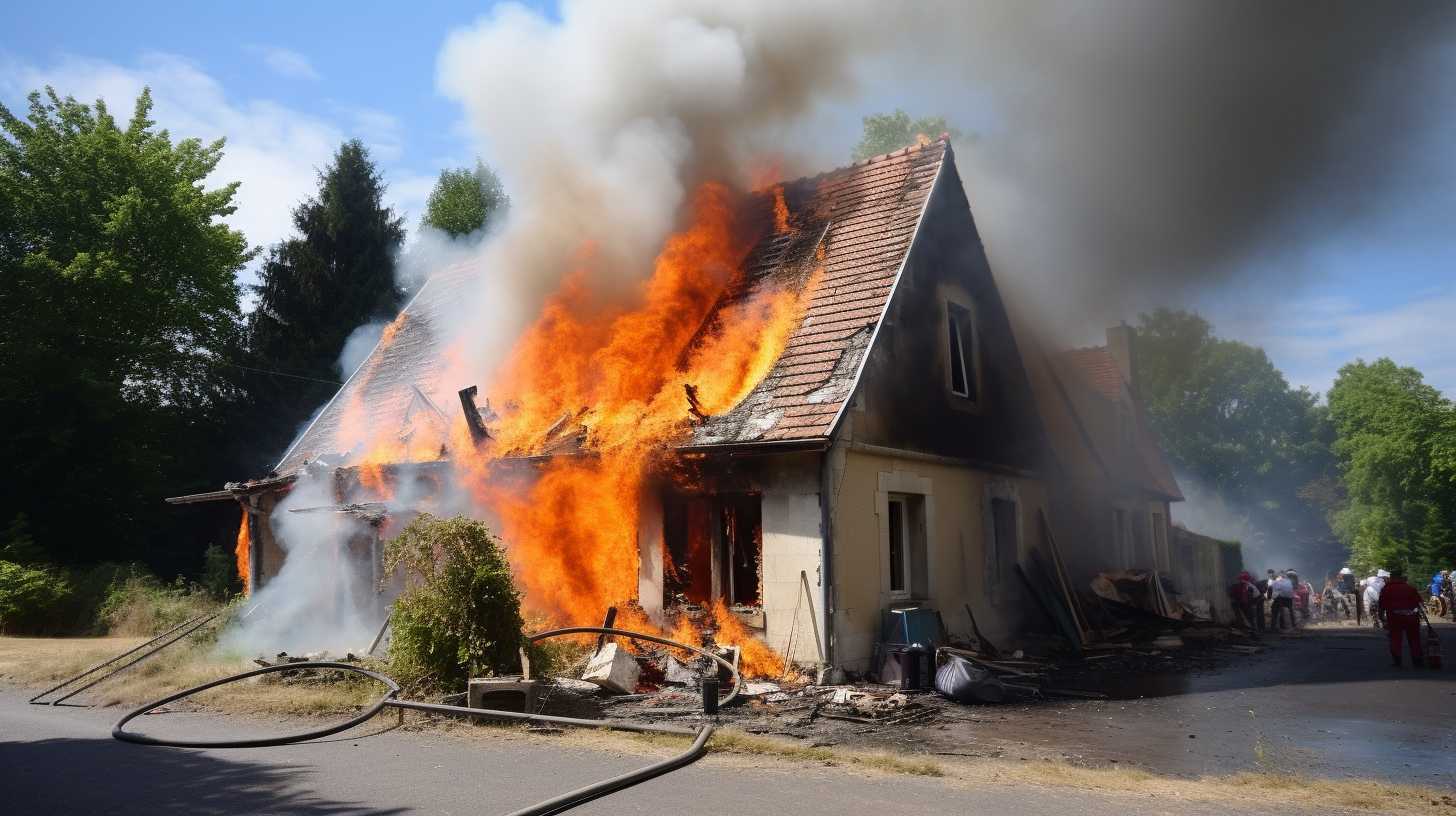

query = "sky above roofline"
(4, 1), (1452, 399)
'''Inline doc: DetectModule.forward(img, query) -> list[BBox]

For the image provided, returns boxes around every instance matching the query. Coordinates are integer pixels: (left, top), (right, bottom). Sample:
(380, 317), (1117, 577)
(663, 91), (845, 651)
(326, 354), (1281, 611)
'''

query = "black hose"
(29, 612), (213, 704)
(109, 626), (727, 815)
(113, 662), (401, 748)
(501, 725), (713, 816)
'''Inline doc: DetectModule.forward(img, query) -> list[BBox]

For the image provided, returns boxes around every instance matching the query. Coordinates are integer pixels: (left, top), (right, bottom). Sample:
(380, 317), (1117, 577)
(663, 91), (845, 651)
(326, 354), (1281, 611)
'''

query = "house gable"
(842, 145), (1047, 474)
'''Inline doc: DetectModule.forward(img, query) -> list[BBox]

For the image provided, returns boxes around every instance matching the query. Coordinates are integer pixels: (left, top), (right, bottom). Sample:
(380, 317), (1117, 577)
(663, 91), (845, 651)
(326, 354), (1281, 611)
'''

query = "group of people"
(1227, 568), (1314, 633)
(1231, 563), (1440, 668)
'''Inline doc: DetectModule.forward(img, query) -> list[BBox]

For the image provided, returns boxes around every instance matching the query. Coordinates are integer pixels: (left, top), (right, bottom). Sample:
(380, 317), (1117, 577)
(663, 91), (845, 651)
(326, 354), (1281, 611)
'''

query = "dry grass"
(0, 635), (382, 716)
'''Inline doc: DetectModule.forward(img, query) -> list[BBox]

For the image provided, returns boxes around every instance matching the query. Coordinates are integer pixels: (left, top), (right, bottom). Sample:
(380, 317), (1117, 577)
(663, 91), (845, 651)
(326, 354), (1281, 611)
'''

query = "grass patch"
(637, 728), (943, 777)
(0, 635), (384, 717)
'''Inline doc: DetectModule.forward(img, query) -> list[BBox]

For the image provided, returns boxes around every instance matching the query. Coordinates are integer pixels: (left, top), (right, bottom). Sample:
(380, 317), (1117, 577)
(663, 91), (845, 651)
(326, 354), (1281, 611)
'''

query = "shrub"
(0, 560), (73, 634)
(99, 567), (219, 636)
(383, 514), (524, 690)
(200, 543), (239, 601)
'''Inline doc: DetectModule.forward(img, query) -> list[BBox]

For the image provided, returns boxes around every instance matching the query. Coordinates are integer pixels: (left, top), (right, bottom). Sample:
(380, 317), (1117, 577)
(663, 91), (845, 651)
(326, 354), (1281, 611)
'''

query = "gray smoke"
(426, 1), (1455, 358)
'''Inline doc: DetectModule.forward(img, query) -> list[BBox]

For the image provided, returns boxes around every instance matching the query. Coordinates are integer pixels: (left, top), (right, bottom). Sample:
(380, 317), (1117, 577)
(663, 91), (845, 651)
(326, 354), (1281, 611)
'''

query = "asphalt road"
(1, 687), (1235, 816)
(2, 621), (1451, 815)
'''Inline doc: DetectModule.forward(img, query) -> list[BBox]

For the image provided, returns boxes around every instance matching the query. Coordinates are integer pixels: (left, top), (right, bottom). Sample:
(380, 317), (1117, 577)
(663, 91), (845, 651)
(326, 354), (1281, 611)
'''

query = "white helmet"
(1377, 569), (1390, 578)
(1339, 567), (1352, 575)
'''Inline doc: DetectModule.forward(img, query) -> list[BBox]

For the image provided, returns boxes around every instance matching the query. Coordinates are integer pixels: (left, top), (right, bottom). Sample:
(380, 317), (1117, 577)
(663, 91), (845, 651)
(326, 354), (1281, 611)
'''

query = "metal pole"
(28, 612), (210, 704)
(50, 611), (220, 706)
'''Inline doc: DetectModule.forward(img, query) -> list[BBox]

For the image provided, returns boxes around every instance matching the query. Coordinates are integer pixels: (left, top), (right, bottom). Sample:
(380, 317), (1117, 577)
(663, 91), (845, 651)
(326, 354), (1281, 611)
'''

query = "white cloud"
(1220, 290), (1456, 399)
(249, 45), (320, 81)
(0, 52), (419, 291)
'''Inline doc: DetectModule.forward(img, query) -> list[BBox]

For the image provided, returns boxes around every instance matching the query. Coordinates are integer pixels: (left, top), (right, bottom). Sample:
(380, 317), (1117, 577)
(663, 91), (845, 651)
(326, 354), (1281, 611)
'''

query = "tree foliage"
(1134, 309), (1338, 562)
(240, 139), (405, 469)
(852, 109), (963, 161)
(383, 514), (524, 688)
(1326, 358), (1456, 573)
(422, 160), (508, 238)
(0, 87), (252, 568)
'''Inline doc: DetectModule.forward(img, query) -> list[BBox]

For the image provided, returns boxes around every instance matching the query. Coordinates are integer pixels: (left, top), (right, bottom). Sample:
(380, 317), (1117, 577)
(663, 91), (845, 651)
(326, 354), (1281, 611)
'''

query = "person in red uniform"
(1377, 567), (1424, 668)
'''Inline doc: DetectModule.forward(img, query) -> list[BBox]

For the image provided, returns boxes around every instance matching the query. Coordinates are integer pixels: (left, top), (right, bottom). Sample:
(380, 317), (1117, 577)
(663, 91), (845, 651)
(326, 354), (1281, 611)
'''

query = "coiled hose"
(112, 626), (737, 815)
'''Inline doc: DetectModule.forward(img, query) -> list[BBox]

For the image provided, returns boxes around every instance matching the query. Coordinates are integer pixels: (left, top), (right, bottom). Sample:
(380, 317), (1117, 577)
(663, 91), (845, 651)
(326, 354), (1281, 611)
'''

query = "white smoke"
(432, 0), (889, 380)
(221, 470), (384, 657)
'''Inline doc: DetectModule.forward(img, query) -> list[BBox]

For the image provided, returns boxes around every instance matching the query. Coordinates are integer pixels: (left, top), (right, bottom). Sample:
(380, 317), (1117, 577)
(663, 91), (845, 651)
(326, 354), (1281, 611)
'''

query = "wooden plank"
(1037, 510), (1090, 637)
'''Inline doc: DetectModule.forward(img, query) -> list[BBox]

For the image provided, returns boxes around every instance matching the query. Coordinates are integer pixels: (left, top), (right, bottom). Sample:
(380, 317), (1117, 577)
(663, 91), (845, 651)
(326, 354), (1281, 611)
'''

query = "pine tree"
(242, 140), (405, 469)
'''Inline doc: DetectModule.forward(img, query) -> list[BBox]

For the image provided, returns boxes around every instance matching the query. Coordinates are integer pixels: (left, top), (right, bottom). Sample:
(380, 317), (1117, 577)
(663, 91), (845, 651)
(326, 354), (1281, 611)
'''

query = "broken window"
(947, 301), (977, 401)
(663, 491), (762, 608)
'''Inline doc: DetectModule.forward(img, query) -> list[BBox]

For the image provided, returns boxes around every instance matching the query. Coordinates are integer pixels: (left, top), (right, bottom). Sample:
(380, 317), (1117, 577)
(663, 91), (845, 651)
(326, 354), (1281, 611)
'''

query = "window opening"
(947, 302), (977, 401)
(663, 491), (761, 608)
(888, 496), (908, 594)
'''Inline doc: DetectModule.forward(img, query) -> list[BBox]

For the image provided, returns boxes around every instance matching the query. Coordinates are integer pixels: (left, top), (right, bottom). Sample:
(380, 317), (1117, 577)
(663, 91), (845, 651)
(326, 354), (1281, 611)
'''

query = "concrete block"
(581, 642), (640, 694)
(468, 676), (538, 713)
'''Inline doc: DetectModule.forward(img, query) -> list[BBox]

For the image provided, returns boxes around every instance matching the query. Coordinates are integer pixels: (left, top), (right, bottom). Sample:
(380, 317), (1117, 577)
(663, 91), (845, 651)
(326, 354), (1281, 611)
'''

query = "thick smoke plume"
(222, 473), (380, 656)
(434, 1), (1455, 348)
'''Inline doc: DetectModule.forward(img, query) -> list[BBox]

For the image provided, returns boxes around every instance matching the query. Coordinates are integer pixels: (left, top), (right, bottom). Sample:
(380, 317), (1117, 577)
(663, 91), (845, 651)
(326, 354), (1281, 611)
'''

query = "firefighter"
(1378, 567), (1425, 668)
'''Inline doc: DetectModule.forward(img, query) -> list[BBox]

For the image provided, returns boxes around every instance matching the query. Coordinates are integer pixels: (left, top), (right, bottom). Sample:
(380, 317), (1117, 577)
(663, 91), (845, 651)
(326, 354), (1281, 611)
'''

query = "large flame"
(235, 506), (251, 596)
(347, 180), (818, 674)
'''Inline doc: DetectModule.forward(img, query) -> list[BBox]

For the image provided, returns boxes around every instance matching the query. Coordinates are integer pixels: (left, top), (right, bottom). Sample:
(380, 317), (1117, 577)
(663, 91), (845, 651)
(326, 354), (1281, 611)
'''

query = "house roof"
(271, 139), (948, 474)
(688, 138), (946, 446)
(1049, 346), (1183, 501)
(275, 261), (475, 474)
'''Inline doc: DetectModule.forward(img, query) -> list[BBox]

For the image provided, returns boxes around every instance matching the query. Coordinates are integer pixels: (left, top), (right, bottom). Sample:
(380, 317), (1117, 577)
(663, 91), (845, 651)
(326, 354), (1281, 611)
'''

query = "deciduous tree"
(1326, 358), (1456, 573)
(421, 160), (508, 238)
(0, 87), (251, 568)
(852, 110), (963, 161)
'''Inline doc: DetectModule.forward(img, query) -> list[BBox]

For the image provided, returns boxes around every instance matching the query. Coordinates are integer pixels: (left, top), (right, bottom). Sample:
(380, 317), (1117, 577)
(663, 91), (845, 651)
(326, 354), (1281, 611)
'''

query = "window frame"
(944, 300), (979, 402)
(887, 494), (913, 599)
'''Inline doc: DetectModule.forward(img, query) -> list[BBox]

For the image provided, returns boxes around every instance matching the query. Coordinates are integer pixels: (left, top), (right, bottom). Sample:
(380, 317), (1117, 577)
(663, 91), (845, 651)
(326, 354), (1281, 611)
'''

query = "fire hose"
(112, 626), (739, 816)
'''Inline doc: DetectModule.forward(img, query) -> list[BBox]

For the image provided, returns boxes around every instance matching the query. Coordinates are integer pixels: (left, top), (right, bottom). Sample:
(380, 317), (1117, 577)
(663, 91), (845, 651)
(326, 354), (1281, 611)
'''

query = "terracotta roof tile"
(275, 140), (949, 469)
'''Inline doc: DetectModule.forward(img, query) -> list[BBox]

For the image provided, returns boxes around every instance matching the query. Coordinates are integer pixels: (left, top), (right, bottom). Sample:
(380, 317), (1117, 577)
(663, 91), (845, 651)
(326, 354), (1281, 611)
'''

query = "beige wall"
(758, 454), (827, 666)
(827, 445), (1049, 672)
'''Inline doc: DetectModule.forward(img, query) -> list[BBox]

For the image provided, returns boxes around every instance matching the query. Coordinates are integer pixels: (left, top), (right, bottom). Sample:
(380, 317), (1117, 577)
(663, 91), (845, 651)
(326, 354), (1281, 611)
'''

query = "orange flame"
(235, 506), (251, 596)
(341, 180), (817, 675)
(711, 599), (784, 678)
(772, 185), (790, 234)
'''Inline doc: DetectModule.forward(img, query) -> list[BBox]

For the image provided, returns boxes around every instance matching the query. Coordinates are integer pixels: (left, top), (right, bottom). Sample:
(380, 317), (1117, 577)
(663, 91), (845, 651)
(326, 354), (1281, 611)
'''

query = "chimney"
(1105, 322), (1137, 394)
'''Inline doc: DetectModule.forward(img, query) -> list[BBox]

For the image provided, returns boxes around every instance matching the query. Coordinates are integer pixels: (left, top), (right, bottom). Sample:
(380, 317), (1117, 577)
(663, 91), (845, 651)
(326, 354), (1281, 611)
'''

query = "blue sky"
(4, 1), (1453, 399)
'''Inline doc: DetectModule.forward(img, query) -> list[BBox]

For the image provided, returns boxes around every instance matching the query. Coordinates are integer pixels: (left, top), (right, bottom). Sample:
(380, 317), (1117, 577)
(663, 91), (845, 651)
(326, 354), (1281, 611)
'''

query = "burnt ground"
(543, 620), (1455, 787)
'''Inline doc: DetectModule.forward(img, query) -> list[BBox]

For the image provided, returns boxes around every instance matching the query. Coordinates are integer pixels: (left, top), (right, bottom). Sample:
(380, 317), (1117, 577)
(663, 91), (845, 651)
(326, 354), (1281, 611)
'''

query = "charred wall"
(848, 150), (1048, 474)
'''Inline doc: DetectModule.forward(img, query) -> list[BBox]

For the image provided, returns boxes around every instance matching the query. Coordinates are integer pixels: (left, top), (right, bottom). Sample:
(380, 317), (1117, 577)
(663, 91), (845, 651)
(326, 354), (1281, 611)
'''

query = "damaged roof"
(688, 139), (946, 446)
(275, 262), (475, 474)
(271, 140), (947, 474)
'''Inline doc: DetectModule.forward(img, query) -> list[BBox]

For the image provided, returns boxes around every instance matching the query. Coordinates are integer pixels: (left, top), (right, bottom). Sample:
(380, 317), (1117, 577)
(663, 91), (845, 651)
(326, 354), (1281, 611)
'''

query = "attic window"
(946, 302), (977, 401)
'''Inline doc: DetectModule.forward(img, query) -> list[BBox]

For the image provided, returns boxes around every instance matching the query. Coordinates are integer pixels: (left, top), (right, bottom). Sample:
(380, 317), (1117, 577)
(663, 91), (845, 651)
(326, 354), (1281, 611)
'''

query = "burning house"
(173, 137), (1216, 674)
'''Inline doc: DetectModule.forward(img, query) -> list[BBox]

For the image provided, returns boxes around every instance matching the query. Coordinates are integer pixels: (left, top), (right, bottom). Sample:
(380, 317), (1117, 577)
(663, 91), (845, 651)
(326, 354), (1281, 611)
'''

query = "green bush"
(383, 514), (524, 690)
(99, 567), (219, 636)
(0, 560), (73, 634)
(200, 543), (240, 601)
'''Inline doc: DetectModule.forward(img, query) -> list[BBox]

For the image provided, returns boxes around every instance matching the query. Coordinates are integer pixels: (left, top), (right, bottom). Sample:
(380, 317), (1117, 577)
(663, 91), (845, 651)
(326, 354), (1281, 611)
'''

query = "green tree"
(0, 87), (251, 568)
(1134, 309), (1338, 563)
(422, 160), (508, 238)
(1326, 358), (1456, 573)
(383, 514), (524, 688)
(852, 109), (963, 161)
(241, 140), (405, 468)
